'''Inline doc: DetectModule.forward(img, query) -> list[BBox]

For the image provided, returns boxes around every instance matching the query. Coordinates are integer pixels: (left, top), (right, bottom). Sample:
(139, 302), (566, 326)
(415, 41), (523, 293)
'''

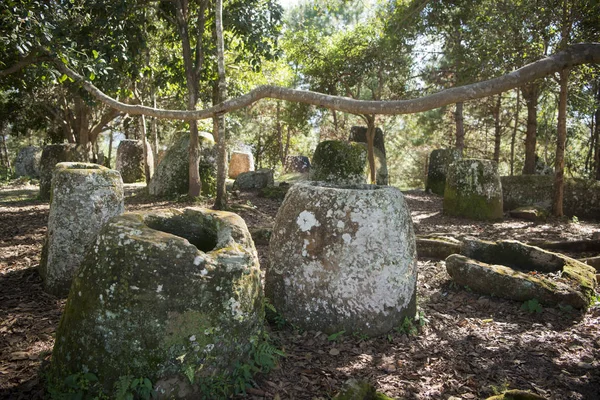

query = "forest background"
(1, 0), (599, 201)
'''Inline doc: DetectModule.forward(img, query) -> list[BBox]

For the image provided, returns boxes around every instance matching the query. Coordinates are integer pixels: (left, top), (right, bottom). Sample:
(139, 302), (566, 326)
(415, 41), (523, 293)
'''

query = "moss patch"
(310, 140), (368, 185)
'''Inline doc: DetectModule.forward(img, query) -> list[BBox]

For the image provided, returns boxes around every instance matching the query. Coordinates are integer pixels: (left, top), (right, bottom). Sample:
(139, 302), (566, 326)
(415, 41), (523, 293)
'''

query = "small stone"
(329, 348), (340, 356)
(228, 151), (254, 179)
(233, 169), (274, 190)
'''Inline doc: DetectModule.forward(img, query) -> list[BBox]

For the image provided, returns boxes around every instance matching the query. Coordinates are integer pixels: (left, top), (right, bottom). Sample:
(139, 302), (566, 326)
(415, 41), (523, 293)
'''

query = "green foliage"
(327, 330), (345, 342)
(48, 372), (156, 400)
(521, 299), (543, 314)
(394, 317), (418, 336)
(264, 297), (287, 330)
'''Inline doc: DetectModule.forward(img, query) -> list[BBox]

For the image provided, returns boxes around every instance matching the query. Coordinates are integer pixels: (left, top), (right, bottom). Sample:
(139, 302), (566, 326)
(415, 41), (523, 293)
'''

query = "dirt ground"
(0, 182), (599, 400)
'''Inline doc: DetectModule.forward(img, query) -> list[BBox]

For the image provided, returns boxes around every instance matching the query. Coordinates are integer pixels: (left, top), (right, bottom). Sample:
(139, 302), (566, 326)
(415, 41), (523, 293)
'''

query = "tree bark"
(595, 106), (600, 180)
(49, 44), (600, 121)
(493, 94), (502, 162)
(454, 102), (465, 154)
(365, 114), (377, 183)
(510, 89), (521, 176)
(552, 68), (570, 217)
(139, 114), (152, 185)
(213, 0), (228, 210)
(174, 0), (202, 197)
(521, 82), (539, 174)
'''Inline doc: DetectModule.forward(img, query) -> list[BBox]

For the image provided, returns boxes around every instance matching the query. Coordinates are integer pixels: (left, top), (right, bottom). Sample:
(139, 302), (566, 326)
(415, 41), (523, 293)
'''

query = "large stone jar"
(14, 146), (42, 178)
(426, 148), (461, 196)
(39, 162), (124, 296)
(443, 158), (503, 220)
(39, 144), (88, 200)
(266, 182), (417, 336)
(50, 208), (264, 398)
(228, 150), (254, 179)
(115, 139), (153, 183)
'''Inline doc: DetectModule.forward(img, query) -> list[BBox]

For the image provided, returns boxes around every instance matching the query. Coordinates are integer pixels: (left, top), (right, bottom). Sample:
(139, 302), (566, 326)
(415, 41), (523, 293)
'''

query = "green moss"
(426, 148), (461, 196)
(311, 140), (368, 184)
(444, 186), (503, 220)
(333, 380), (394, 400)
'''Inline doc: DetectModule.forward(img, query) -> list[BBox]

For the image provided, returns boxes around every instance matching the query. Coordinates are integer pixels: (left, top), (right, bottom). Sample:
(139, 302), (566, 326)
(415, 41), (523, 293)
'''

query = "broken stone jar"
(50, 208), (264, 398)
(266, 181), (417, 336)
(39, 162), (124, 296)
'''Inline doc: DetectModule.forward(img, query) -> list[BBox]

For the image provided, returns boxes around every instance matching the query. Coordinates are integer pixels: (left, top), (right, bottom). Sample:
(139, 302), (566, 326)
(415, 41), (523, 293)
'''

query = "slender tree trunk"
(585, 113), (595, 175)
(174, 0), (202, 197)
(365, 114), (377, 184)
(276, 101), (285, 166)
(552, 68), (570, 217)
(493, 94), (502, 163)
(1, 133), (10, 170)
(107, 129), (113, 168)
(522, 83), (539, 174)
(454, 102), (465, 154)
(213, 0), (228, 209)
(139, 114), (152, 185)
(510, 89), (521, 176)
(151, 91), (159, 170)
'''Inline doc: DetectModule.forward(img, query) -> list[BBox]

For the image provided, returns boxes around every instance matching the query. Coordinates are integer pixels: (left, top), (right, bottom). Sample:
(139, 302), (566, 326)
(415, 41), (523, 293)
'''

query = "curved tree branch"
(49, 43), (600, 121)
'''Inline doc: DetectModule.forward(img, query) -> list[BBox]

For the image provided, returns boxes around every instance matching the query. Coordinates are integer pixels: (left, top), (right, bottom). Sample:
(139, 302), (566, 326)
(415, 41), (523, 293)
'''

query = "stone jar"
(39, 144), (89, 200)
(14, 146), (42, 178)
(425, 148), (461, 196)
(266, 181), (417, 336)
(228, 151), (254, 179)
(443, 158), (503, 220)
(50, 207), (264, 398)
(115, 139), (153, 183)
(39, 162), (124, 296)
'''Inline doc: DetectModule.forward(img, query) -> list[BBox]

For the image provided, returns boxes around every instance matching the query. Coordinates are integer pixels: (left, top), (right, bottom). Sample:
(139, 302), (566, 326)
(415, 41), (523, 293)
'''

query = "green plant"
(521, 299), (543, 314)
(264, 298), (287, 330)
(395, 317), (418, 336)
(571, 215), (580, 224)
(48, 372), (156, 400)
(113, 376), (156, 400)
(352, 332), (369, 342)
(327, 330), (346, 342)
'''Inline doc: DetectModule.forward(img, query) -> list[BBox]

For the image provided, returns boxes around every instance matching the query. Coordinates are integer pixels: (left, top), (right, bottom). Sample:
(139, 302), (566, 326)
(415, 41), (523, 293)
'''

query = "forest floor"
(0, 180), (599, 400)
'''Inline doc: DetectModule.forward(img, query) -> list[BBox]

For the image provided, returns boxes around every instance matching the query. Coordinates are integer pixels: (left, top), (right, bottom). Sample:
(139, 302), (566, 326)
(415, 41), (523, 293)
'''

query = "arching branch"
(49, 43), (600, 120)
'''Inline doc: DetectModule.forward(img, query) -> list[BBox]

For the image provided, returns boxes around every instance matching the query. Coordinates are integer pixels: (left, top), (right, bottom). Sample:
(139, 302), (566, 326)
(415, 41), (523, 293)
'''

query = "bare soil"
(1, 183), (598, 399)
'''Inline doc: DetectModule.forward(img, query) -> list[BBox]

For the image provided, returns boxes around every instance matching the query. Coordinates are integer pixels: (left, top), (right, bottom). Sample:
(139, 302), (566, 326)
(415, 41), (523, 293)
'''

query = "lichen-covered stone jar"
(49, 207), (264, 398)
(426, 148), (461, 196)
(443, 158), (503, 220)
(39, 144), (88, 200)
(266, 182), (417, 336)
(115, 139), (153, 183)
(39, 162), (124, 296)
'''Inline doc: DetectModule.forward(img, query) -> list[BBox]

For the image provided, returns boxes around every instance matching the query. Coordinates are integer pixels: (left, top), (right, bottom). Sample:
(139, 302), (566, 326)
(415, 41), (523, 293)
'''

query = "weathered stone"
(39, 144), (89, 200)
(509, 206), (548, 222)
(266, 182), (417, 336)
(115, 139), (153, 183)
(250, 226), (272, 245)
(233, 168), (274, 190)
(259, 184), (290, 200)
(444, 159), (503, 220)
(148, 132), (216, 197)
(426, 148), (461, 196)
(39, 162), (124, 296)
(501, 175), (600, 220)
(357, 143), (388, 185)
(446, 254), (593, 309)
(228, 151), (254, 178)
(416, 235), (462, 259)
(311, 140), (368, 185)
(14, 146), (42, 178)
(349, 126), (386, 156)
(285, 155), (311, 173)
(49, 207), (263, 397)
(448, 238), (597, 309)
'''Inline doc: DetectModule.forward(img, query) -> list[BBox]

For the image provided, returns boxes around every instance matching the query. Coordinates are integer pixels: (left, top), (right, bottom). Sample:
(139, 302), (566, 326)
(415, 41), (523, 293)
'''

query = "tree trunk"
(552, 68), (570, 217)
(595, 106), (600, 180)
(174, 0), (202, 198)
(1, 133), (10, 170)
(213, 0), (228, 210)
(521, 83), (539, 174)
(139, 114), (152, 185)
(454, 102), (465, 154)
(493, 94), (502, 163)
(107, 129), (114, 168)
(510, 89), (521, 176)
(365, 114), (377, 184)
(151, 91), (159, 170)
(585, 111), (595, 175)
(276, 101), (285, 166)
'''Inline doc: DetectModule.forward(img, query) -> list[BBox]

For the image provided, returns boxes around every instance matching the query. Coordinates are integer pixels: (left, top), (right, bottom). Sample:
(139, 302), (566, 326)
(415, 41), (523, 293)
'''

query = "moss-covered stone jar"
(310, 140), (369, 185)
(443, 158), (503, 220)
(426, 148), (461, 196)
(115, 139), (153, 183)
(49, 207), (264, 398)
(39, 162), (124, 296)
(266, 181), (417, 336)
(228, 150), (254, 179)
(148, 132), (216, 197)
(39, 144), (89, 200)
